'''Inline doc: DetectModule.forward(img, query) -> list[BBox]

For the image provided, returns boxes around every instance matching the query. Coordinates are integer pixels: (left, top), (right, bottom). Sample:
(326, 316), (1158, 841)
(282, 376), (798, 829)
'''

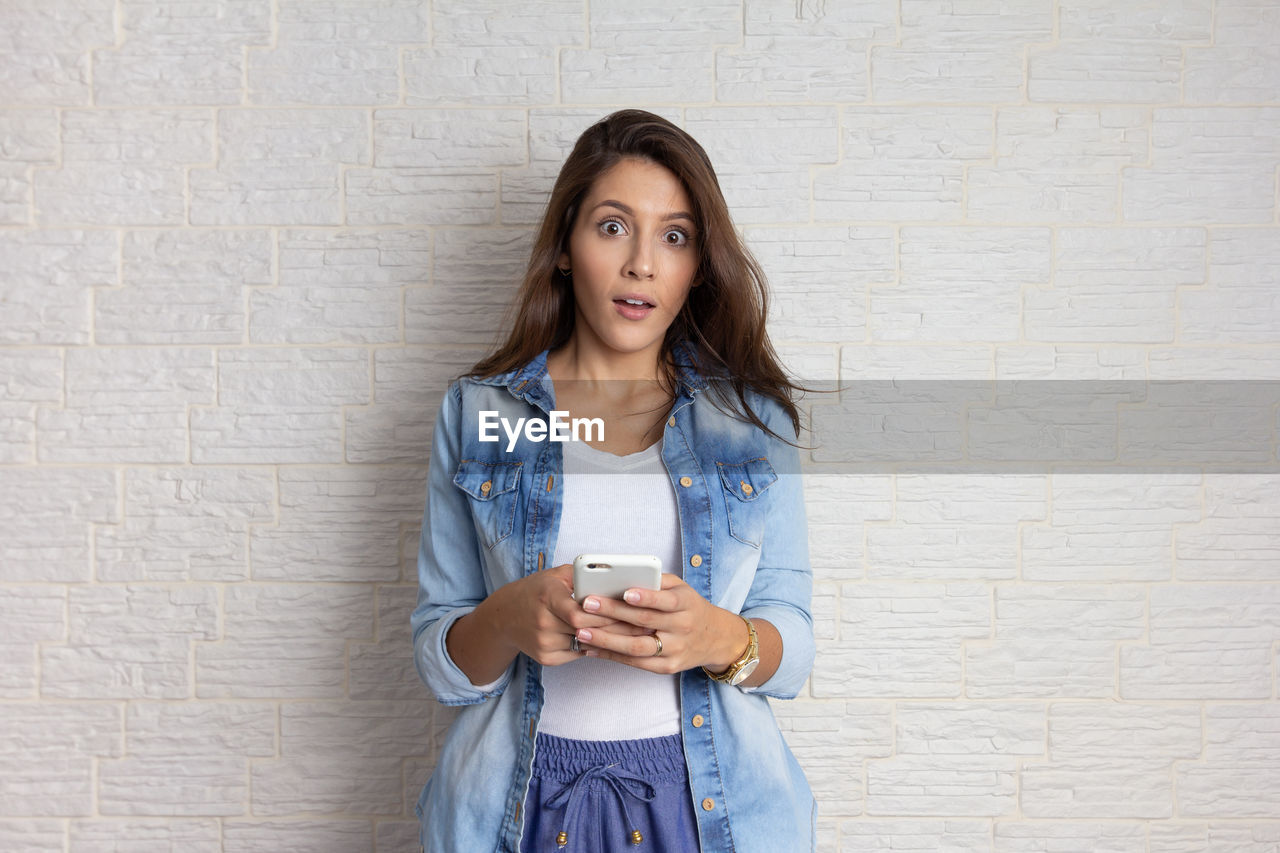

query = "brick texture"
(2, 2), (1278, 850)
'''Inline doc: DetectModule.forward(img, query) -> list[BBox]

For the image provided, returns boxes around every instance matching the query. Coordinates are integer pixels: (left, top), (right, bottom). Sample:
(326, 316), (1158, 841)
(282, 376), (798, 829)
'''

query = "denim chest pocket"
(716, 457), (778, 548)
(453, 459), (522, 550)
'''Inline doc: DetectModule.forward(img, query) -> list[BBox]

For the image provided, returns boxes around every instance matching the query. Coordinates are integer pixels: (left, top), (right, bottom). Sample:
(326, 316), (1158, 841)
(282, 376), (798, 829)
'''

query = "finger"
(539, 650), (585, 667)
(580, 589), (688, 628)
(563, 612), (654, 635)
(570, 621), (655, 638)
(549, 596), (627, 630)
(632, 572), (689, 610)
(605, 622), (657, 637)
(619, 585), (682, 612)
(575, 626), (668, 659)
(532, 628), (591, 665)
(537, 605), (577, 635)
(585, 573), (688, 615)
(579, 594), (663, 630)
(580, 646), (674, 675)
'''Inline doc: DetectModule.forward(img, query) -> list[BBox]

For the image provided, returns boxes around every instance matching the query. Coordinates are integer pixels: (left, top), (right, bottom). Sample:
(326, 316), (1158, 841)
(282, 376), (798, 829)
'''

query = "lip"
(612, 293), (656, 321)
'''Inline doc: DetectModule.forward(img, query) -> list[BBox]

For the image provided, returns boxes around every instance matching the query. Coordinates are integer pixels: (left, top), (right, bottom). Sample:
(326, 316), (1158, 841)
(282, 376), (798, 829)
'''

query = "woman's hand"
(468, 563), (650, 669)
(570, 574), (750, 675)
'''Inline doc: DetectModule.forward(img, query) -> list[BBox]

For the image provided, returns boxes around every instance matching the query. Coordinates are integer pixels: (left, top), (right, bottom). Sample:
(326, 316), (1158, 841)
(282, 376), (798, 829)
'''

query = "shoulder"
(434, 378), (466, 419)
(742, 386), (788, 424)
(447, 372), (510, 405)
(453, 350), (546, 398)
(671, 344), (797, 442)
(731, 386), (799, 448)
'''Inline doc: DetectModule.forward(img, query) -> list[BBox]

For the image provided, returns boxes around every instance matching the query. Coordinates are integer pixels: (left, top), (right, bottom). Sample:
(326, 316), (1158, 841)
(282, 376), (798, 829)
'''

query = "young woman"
(411, 110), (815, 852)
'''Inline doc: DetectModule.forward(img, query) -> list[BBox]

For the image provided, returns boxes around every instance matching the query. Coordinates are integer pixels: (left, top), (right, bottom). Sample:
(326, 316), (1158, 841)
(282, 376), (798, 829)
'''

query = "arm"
(411, 383), (649, 700)
(735, 397), (815, 699)
(444, 561), (592, 685)
(410, 382), (509, 705)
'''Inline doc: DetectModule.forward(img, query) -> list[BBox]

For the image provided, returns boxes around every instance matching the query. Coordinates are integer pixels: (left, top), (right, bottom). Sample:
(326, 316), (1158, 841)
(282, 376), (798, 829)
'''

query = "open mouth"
(613, 297), (655, 319)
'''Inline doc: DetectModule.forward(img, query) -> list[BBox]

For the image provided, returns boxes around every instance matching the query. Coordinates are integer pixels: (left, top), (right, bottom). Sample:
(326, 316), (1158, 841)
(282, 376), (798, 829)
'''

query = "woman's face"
(557, 157), (700, 367)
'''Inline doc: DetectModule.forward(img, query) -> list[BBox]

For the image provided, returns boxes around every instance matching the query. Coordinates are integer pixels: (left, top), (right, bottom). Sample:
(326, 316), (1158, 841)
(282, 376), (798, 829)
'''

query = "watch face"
(729, 658), (759, 686)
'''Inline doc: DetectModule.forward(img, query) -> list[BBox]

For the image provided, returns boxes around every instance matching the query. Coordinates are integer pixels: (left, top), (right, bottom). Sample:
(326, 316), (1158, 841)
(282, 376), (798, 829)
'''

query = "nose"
(625, 238), (654, 280)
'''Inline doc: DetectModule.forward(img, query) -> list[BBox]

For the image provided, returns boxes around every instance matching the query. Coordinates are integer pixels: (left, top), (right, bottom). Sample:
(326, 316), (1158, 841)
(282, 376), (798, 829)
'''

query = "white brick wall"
(1, 1), (1278, 850)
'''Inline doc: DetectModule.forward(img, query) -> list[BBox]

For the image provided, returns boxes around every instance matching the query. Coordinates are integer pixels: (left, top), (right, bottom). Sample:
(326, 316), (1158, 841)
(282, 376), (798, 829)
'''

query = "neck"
(548, 336), (665, 384)
(546, 337), (675, 450)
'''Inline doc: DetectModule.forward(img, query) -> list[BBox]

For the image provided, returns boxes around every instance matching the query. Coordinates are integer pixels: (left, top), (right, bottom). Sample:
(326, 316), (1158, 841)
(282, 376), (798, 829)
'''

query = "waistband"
(532, 732), (687, 786)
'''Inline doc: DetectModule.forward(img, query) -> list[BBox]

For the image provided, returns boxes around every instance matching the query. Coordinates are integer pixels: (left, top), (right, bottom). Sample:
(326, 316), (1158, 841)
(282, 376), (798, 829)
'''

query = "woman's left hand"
(572, 573), (746, 675)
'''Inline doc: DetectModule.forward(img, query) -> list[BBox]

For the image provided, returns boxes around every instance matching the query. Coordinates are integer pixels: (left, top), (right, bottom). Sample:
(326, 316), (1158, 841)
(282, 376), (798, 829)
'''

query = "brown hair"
(469, 109), (804, 441)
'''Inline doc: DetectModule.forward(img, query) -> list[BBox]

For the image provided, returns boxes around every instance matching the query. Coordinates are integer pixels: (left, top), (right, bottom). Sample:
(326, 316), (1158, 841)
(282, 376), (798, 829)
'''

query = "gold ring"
(652, 634), (663, 656)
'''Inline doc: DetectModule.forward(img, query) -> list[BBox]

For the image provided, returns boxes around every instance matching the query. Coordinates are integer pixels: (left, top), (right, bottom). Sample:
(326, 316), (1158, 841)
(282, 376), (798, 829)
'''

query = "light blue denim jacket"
(411, 348), (816, 852)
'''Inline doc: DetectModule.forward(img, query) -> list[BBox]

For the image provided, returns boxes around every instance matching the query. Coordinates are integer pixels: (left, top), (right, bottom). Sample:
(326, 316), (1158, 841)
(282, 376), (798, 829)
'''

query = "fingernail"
(624, 589), (640, 604)
(582, 597), (600, 612)
(577, 629), (592, 642)
(584, 650), (599, 658)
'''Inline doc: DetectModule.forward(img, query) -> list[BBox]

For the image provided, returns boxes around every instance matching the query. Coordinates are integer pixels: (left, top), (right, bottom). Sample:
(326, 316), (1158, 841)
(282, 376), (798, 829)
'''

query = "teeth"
(623, 298), (646, 306)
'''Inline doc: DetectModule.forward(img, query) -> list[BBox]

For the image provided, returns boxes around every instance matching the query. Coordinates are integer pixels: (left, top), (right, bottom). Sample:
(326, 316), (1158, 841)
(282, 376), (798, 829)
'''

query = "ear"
(556, 249), (570, 272)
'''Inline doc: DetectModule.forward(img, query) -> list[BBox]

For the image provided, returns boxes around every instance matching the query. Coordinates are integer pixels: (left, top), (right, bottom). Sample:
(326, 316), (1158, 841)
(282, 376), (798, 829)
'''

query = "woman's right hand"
(484, 562), (592, 666)
(450, 563), (653, 677)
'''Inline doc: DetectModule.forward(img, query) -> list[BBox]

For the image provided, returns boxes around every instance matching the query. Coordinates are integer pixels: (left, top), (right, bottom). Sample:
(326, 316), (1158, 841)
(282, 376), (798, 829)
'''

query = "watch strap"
(703, 615), (759, 685)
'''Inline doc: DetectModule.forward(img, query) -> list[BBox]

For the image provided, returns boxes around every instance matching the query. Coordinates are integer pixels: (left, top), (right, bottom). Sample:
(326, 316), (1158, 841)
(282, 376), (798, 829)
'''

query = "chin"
(607, 339), (661, 356)
(577, 311), (673, 359)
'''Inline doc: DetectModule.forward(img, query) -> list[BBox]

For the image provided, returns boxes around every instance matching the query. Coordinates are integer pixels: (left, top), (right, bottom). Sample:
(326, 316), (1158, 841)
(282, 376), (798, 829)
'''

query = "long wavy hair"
(469, 109), (803, 441)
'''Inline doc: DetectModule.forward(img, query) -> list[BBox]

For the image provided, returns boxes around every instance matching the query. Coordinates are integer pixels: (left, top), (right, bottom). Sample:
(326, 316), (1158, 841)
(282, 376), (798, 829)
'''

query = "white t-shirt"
(537, 437), (684, 740)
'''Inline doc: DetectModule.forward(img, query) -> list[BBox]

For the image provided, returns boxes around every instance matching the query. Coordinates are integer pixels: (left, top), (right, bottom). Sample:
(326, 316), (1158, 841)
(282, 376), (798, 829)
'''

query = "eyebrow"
(591, 199), (695, 224)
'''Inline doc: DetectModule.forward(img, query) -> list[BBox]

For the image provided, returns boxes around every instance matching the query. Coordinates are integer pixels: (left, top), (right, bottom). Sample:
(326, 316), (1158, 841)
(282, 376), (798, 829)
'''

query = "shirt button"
(689, 554), (702, 568)
(480, 480), (492, 496)
(679, 476), (692, 488)
(691, 714), (704, 728)
(668, 416), (676, 427)
(701, 798), (715, 811)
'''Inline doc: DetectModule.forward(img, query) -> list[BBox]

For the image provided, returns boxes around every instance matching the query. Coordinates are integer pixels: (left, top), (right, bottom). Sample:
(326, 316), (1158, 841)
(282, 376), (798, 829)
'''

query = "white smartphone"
(572, 553), (662, 601)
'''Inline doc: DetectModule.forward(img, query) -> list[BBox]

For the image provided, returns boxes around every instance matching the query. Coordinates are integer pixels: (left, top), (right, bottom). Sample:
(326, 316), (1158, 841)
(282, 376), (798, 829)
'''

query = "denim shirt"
(411, 348), (816, 852)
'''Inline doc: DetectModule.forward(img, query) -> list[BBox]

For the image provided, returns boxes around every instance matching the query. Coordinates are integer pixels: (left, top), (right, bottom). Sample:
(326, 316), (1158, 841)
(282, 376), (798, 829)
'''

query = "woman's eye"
(664, 229), (689, 246)
(600, 220), (624, 236)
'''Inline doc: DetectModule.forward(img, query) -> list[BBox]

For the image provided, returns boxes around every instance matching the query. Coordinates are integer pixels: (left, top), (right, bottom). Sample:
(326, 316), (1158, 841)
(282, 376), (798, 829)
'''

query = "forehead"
(582, 157), (692, 212)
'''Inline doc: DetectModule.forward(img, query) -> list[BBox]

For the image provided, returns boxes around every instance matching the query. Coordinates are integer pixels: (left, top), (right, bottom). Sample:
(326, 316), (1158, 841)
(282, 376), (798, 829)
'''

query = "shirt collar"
(479, 341), (712, 408)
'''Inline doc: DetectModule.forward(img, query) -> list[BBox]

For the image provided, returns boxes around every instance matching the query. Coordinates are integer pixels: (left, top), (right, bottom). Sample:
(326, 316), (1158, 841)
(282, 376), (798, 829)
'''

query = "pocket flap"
(453, 459), (522, 500)
(716, 457), (777, 502)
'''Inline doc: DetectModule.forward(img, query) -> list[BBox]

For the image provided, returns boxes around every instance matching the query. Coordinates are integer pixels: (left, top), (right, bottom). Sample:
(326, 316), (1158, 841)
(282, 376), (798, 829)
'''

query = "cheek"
(663, 284), (694, 317)
(670, 258), (699, 297)
(572, 241), (620, 280)
(678, 247), (700, 278)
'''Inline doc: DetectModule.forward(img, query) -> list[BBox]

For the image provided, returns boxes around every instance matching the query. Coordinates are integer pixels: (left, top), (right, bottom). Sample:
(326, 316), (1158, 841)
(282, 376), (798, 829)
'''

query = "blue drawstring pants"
(520, 733), (701, 852)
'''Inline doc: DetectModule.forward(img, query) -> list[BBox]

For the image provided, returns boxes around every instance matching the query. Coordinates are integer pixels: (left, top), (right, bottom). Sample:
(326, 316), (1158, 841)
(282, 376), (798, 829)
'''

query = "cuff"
(415, 607), (514, 706)
(740, 605), (814, 700)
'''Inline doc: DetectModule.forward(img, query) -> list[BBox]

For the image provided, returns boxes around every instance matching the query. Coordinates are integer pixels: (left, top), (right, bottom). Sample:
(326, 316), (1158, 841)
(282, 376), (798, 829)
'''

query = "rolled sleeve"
(740, 397), (814, 700)
(410, 382), (514, 706)
(413, 606), (511, 706)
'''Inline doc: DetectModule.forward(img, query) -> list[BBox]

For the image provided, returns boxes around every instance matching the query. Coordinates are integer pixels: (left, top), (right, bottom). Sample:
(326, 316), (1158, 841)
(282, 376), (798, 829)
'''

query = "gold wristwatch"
(703, 616), (759, 687)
